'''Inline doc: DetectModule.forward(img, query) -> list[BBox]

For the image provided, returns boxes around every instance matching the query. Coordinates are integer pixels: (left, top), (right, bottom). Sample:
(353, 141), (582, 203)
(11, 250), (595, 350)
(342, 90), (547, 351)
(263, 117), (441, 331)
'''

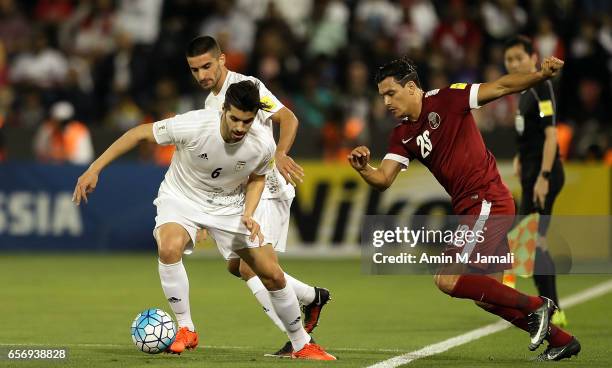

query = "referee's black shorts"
(519, 159), (564, 235)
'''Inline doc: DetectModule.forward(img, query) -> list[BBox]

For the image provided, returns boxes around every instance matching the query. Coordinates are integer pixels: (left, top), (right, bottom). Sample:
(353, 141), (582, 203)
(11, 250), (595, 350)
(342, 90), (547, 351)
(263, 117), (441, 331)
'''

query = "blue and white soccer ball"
(131, 308), (176, 354)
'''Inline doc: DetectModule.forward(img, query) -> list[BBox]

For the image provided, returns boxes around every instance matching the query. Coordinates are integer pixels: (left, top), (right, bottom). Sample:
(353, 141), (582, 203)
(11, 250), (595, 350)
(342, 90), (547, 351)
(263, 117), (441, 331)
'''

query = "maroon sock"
(548, 325), (574, 347)
(451, 274), (543, 313)
(479, 304), (529, 330)
(479, 305), (573, 347)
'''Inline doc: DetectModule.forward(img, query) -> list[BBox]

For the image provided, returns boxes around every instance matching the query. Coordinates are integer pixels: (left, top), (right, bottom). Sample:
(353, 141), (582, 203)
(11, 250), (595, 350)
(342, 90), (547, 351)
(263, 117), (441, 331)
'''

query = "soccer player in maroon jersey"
(348, 56), (580, 361)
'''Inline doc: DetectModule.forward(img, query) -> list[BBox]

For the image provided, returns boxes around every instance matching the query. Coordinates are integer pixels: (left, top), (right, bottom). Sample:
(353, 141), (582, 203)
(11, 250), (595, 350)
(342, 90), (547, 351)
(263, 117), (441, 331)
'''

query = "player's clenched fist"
(541, 56), (564, 78)
(348, 146), (371, 171)
(73, 169), (99, 205)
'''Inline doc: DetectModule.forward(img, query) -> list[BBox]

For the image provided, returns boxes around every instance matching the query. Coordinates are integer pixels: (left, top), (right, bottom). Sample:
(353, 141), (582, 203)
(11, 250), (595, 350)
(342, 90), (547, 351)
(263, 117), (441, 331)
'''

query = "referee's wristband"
(540, 171), (551, 180)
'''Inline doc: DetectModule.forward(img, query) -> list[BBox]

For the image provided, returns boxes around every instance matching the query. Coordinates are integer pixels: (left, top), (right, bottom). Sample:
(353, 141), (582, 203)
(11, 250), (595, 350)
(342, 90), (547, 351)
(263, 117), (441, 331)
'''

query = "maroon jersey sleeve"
(383, 124), (411, 169)
(439, 83), (482, 113)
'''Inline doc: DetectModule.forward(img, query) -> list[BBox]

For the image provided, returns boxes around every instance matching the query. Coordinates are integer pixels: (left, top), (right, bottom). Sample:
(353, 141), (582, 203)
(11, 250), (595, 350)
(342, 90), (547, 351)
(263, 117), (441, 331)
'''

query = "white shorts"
(213, 197), (292, 259)
(153, 196), (266, 260)
(254, 198), (292, 252)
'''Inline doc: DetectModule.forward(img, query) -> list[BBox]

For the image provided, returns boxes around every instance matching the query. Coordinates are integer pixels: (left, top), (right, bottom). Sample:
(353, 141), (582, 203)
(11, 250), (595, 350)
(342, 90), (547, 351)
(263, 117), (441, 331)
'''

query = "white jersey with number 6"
(152, 108), (275, 216)
(205, 71), (295, 200)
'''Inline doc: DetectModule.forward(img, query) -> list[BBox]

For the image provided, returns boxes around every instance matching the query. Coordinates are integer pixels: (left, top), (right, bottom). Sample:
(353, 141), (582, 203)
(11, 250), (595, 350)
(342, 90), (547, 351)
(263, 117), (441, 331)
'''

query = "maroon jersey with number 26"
(384, 83), (513, 215)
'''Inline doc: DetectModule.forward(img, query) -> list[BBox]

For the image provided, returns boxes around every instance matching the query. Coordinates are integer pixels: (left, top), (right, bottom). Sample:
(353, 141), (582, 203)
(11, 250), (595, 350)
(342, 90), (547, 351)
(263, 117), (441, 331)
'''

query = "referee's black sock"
(533, 247), (560, 307)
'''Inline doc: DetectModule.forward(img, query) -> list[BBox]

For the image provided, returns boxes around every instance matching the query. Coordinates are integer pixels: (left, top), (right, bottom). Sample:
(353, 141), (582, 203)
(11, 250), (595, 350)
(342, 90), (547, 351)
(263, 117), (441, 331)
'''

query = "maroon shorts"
(443, 198), (515, 274)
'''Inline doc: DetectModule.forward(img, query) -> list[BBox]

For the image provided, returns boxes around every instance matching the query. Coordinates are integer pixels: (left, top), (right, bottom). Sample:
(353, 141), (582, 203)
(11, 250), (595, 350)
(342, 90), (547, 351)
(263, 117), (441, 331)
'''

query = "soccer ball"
(131, 308), (176, 354)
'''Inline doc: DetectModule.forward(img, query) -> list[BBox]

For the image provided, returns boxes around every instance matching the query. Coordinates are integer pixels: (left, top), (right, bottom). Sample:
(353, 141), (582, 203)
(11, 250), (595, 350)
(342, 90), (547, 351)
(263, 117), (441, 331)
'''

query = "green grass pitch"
(1, 255), (611, 367)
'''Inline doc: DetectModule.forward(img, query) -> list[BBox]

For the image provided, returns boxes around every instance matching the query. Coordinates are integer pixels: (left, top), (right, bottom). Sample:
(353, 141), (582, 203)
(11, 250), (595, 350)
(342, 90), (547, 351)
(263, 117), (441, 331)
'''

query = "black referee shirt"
(515, 79), (560, 163)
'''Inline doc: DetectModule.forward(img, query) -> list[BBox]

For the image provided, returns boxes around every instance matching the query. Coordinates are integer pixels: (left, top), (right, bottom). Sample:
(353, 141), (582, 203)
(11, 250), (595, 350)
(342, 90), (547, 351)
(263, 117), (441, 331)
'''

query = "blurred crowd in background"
(0, 0), (610, 164)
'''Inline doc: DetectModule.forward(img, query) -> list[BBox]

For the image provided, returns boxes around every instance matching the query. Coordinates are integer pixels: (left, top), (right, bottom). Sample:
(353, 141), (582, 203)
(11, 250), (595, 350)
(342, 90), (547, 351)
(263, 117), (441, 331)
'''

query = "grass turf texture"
(0, 255), (610, 367)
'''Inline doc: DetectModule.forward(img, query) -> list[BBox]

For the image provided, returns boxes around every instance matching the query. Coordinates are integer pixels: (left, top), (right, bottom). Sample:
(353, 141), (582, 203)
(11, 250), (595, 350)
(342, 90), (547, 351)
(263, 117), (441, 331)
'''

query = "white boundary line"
(366, 278), (612, 368)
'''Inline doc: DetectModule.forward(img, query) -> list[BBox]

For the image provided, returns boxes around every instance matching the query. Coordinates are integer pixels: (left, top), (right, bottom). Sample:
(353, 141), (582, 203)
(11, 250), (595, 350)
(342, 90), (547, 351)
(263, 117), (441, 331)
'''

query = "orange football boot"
(167, 327), (199, 354)
(292, 343), (337, 360)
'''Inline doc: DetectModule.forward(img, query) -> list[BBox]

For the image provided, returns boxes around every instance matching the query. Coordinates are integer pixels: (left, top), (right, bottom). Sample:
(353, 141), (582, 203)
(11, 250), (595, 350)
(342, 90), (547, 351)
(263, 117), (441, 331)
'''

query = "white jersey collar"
(212, 70), (235, 99)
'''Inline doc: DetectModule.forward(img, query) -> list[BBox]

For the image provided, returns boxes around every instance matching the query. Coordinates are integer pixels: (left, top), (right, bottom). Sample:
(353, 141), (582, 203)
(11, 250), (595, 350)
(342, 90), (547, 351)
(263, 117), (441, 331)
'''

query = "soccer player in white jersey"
(185, 36), (331, 356)
(72, 81), (336, 360)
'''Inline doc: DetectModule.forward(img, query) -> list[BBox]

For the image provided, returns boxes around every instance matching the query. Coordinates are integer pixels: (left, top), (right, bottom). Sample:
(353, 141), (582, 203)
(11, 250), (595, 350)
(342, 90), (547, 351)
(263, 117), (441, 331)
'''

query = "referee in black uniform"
(504, 35), (567, 326)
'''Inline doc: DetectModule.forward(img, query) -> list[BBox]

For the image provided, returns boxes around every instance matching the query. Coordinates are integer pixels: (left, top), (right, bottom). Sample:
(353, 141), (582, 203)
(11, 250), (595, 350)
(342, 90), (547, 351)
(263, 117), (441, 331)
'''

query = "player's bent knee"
(434, 274), (458, 295)
(158, 246), (183, 264)
(259, 269), (286, 291)
(157, 234), (188, 264)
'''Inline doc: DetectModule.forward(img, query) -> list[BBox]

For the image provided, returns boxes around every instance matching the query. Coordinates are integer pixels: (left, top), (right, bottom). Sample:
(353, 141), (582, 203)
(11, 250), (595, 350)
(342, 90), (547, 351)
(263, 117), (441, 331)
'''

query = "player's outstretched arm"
(270, 107), (304, 186)
(242, 173), (266, 245)
(72, 123), (156, 205)
(477, 56), (564, 106)
(348, 146), (402, 191)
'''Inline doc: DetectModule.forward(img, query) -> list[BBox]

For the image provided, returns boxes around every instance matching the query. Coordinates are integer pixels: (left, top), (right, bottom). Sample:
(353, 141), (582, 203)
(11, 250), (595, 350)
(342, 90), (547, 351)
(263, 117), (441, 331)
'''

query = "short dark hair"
(223, 81), (270, 113)
(503, 35), (534, 55)
(375, 57), (421, 88)
(186, 35), (221, 57)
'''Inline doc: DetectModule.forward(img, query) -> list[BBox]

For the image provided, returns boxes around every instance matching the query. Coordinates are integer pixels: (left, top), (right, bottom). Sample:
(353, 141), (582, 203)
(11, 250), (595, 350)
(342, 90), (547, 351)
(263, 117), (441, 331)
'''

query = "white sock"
(246, 277), (286, 333)
(158, 259), (195, 331)
(268, 285), (311, 352)
(284, 273), (316, 305)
